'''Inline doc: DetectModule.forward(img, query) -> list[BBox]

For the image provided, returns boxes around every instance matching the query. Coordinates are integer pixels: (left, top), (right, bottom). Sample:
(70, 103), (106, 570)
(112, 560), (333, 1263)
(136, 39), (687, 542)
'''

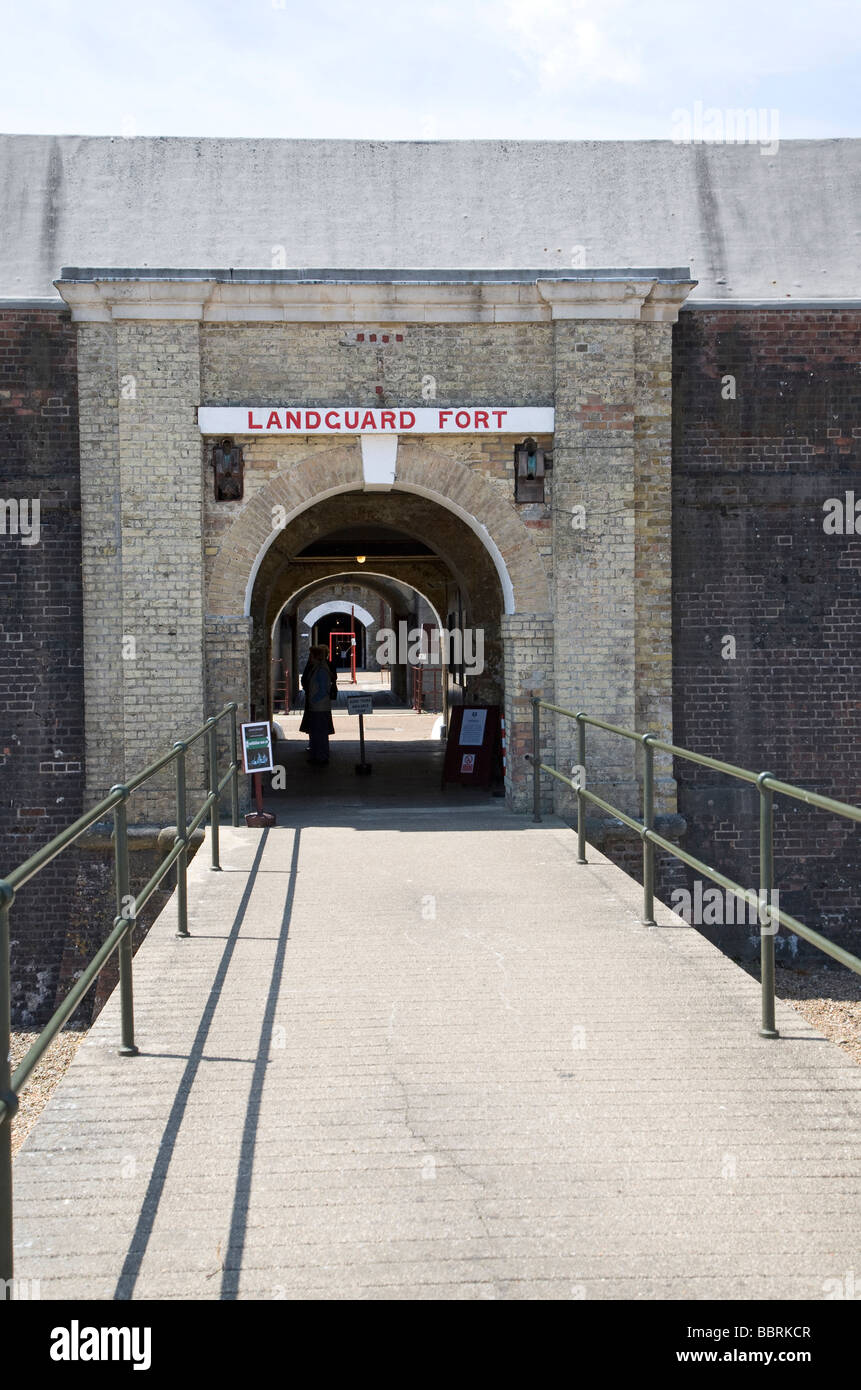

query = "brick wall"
(672, 308), (861, 958)
(200, 322), (554, 408)
(0, 307), (86, 1021)
(1, 312), (191, 1026)
(503, 612), (554, 811)
(551, 319), (675, 820)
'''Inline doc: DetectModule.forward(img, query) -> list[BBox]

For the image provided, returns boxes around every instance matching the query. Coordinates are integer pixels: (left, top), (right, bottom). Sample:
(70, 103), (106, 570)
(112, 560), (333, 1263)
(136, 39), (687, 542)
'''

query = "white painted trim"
(302, 600), (375, 629)
(536, 277), (695, 323)
(681, 298), (861, 310)
(391, 482), (516, 614)
(279, 569), (445, 633)
(242, 481), (516, 616)
(360, 434), (397, 488)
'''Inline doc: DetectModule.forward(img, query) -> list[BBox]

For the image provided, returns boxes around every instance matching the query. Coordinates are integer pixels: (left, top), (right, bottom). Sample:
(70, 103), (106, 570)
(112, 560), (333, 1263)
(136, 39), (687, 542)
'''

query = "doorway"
(314, 613), (365, 669)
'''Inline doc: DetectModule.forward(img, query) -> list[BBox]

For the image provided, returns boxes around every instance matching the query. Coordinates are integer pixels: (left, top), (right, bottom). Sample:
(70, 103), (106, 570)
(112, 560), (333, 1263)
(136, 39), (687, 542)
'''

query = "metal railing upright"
(530, 698), (861, 1039)
(0, 702), (240, 1281)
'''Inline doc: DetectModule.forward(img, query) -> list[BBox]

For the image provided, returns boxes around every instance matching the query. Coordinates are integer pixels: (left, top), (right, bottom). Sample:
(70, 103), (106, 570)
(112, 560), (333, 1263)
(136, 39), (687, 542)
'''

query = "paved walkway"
(12, 808), (861, 1300)
(270, 708), (466, 810)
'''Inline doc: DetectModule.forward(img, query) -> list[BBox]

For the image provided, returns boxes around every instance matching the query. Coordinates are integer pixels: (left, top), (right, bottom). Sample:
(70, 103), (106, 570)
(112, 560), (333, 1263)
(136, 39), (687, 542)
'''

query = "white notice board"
(458, 708), (488, 747)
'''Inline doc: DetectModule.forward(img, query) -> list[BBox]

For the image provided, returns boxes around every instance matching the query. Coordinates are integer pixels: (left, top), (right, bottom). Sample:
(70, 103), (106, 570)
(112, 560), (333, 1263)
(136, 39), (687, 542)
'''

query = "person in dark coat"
(299, 645), (338, 763)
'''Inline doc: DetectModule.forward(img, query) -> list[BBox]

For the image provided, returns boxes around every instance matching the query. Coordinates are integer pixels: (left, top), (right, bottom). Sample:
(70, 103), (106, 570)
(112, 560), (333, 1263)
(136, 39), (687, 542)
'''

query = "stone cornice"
(54, 270), (697, 325)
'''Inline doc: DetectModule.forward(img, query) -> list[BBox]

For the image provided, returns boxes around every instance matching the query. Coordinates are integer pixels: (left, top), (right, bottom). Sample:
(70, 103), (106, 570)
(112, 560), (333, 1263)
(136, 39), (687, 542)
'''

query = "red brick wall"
(671, 308), (861, 957)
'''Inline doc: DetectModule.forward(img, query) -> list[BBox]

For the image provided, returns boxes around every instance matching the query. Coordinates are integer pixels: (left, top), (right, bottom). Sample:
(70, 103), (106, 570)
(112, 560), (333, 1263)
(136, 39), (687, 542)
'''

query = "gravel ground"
(772, 963), (861, 1065)
(9, 1027), (88, 1159)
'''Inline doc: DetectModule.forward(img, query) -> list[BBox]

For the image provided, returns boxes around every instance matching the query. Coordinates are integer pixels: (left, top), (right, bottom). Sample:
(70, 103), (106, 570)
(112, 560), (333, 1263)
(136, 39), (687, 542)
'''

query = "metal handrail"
(530, 699), (861, 1039)
(0, 703), (241, 1280)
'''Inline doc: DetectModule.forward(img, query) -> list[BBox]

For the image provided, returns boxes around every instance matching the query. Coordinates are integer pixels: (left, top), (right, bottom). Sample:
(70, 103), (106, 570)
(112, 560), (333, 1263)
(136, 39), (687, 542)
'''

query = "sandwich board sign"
(241, 721), (275, 774)
(442, 705), (500, 787)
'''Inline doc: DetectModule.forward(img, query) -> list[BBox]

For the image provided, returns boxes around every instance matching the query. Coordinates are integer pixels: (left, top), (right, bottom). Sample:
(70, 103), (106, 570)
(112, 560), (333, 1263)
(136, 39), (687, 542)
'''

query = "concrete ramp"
(11, 813), (861, 1300)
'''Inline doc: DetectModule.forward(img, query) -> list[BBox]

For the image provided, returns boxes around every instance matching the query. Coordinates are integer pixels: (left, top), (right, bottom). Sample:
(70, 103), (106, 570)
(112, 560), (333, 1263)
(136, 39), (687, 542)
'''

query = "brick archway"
(205, 439), (553, 809)
(205, 440), (550, 618)
(275, 570), (447, 706)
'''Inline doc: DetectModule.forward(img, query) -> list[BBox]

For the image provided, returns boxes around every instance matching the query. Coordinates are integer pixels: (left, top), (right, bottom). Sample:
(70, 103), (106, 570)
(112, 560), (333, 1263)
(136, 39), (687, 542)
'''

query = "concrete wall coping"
(679, 299), (861, 311)
(57, 265), (694, 284)
(54, 270), (697, 323)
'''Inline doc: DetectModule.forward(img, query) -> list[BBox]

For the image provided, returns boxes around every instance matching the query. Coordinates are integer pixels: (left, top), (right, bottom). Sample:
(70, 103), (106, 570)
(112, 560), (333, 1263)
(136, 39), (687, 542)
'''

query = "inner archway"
(273, 567), (445, 713)
(312, 614), (365, 670)
(249, 496), (506, 723)
(249, 494), (503, 803)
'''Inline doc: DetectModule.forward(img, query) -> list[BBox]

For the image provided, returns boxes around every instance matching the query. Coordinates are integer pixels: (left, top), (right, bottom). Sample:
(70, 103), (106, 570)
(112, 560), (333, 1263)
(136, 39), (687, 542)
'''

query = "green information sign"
(241, 721), (275, 774)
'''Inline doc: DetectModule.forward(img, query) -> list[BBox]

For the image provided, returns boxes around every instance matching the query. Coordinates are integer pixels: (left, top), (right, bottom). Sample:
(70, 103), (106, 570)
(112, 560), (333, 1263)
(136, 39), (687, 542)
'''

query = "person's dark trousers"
(308, 712), (330, 763)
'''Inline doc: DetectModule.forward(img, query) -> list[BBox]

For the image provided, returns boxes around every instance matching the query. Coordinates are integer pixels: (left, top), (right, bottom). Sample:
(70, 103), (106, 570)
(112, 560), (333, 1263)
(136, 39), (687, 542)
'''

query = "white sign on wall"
(198, 406), (554, 436)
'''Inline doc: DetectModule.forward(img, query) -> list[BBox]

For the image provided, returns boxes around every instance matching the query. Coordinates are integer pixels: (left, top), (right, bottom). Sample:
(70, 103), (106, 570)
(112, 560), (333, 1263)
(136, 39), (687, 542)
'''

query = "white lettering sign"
(198, 406), (554, 435)
(346, 695), (374, 716)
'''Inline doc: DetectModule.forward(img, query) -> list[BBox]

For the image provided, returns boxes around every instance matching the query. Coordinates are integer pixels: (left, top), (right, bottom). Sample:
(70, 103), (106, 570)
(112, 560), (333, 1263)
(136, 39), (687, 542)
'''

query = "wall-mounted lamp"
(514, 437), (549, 503)
(356, 555), (366, 564)
(211, 437), (244, 502)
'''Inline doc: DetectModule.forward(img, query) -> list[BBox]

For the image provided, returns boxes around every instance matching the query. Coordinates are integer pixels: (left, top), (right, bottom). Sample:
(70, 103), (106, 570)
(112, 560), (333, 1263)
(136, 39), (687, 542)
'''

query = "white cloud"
(494, 0), (642, 88)
(0, 0), (857, 139)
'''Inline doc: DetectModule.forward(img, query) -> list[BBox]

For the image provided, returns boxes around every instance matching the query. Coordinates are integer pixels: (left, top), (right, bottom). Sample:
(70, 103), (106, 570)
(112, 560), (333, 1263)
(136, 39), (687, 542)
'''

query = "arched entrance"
(205, 441), (552, 808)
(256, 498), (500, 714)
(273, 570), (445, 711)
(311, 614), (365, 669)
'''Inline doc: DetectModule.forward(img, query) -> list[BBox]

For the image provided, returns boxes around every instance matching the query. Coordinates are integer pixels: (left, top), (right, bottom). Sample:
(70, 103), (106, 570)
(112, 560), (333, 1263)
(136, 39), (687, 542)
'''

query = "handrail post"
(758, 772), (779, 1039)
(207, 719), (222, 871)
(576, 713), (587, 864)
(174, 741), (189, 938)
(228, 704), (240, 828)
(642, 734), (656, 925)
(0, 882), (16, 1281)
(111, 787), (139, 1057)
(531, 697), (542, 822)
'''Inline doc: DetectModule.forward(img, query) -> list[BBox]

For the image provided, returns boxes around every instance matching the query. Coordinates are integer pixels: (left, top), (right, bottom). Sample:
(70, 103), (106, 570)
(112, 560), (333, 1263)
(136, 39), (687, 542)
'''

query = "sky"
(2, 0), (860, 141)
